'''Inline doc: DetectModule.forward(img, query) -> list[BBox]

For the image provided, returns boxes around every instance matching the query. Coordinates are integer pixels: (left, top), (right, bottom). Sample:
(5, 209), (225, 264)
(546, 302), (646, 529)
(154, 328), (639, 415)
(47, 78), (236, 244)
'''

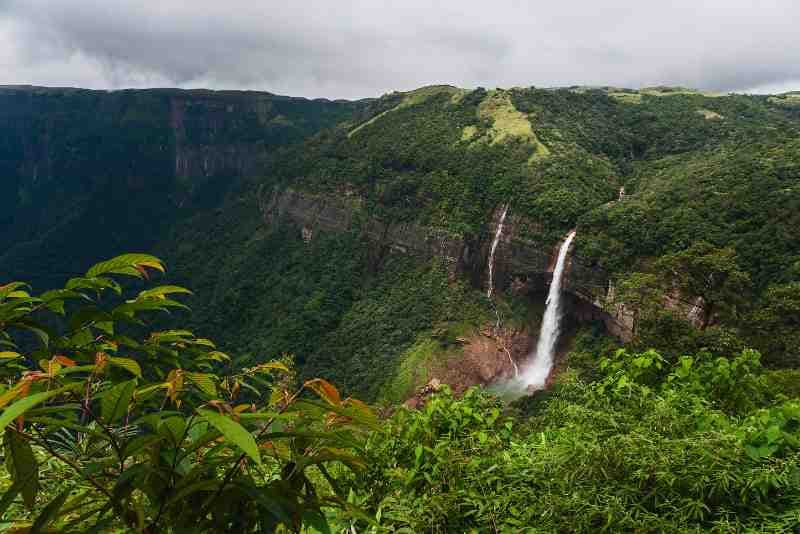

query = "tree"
(613, 272), (664, 336)
(657, 241), (751, 328)
(0, 254), (373, 532)
(749, 282), (800, 367)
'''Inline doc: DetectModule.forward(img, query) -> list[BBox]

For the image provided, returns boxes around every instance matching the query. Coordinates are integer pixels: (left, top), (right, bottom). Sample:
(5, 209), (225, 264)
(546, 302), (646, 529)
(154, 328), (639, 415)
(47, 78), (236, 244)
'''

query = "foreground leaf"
(199, 409), (262, 466)
(101, 379), (137, 423)
(31, 489), (70, 533)
(0, 389), (67, 430)
(86, 253), (165, 278)
(4, 429), (39, 509)
(305, 379), (341, 406)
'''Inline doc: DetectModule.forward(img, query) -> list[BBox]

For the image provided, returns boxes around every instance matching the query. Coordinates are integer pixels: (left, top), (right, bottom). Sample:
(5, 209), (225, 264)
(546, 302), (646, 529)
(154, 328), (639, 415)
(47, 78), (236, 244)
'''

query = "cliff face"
(0, 86), (358, 286)
(261, 188), (465, 270)
(262, 188), (636, 339)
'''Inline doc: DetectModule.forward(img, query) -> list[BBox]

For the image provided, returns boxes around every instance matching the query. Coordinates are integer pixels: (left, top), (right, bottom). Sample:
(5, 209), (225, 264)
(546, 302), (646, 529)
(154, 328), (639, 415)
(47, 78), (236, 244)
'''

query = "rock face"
(264, 189), (635, 339)
(405, 326), (532, 409)
(266, 191), (705, 343)
(261, 188), (465, 271)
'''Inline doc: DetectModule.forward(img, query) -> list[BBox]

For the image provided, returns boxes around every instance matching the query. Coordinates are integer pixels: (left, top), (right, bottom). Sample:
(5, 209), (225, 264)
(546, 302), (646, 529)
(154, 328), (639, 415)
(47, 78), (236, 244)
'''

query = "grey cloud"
(1, 0), (799, 99)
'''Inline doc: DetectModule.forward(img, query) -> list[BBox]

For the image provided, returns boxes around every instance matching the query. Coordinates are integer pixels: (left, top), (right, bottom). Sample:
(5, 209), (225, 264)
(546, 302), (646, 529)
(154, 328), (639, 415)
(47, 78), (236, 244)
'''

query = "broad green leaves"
(108, 357), (142, 378)
(199, 409), (262, 466)
(0, 389), (68, 430)
(0, 253), (368, 532)
(100, 380), (137, 423)
(186, 373), (217, 397)
(86, 253), (165, 278)
(4, 429), (39, 509)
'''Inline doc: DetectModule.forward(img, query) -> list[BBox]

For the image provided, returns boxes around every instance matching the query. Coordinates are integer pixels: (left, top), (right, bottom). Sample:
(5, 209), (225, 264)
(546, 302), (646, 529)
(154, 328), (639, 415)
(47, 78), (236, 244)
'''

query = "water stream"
(520, 230), (576, 390)
(486, 205), (509, 299)
(485, 205), (518, 376)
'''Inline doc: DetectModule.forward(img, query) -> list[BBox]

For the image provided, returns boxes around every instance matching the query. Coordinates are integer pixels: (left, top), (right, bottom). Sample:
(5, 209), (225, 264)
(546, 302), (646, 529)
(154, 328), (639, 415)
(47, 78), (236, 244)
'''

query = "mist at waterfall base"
(491, 231), (577, 399)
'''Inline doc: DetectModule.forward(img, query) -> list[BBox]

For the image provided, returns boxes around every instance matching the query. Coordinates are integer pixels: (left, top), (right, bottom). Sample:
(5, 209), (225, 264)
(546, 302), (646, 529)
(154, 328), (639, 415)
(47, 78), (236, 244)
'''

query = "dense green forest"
(1, 84), (799, 531)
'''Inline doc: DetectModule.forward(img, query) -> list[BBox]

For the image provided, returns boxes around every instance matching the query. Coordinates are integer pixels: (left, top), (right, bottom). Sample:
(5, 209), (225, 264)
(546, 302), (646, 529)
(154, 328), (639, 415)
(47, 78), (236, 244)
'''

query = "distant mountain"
(0, 86), (365, 288)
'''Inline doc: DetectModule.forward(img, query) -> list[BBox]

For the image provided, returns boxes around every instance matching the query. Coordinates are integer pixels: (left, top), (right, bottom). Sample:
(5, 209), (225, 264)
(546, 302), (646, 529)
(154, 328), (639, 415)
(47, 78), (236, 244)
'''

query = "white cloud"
(1, 0), (798, 98)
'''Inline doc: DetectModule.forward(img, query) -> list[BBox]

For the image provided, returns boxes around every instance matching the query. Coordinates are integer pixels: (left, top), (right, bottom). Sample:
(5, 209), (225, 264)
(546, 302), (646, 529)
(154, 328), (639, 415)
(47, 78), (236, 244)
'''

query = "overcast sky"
(1, 0), (799, 99)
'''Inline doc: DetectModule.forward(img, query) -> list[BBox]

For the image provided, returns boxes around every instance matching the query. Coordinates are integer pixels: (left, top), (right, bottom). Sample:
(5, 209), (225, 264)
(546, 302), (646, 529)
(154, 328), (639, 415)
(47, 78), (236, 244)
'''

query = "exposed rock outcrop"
(404, 325), (531, 408)
(262, 190), (634, 339)
(260, 188), (464, 271)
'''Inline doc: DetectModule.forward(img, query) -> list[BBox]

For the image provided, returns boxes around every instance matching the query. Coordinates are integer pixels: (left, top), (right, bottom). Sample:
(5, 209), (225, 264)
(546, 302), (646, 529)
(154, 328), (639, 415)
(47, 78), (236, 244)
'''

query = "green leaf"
(0, 282), (29, 299)
(109, 357), (142, 378)
(206, 351), (231, 362)
(86, 253), (165, 278)
(138, 285), (192, 299)
(186, 372), (218, 397)
(199, 409), (262, 466)
(100, 380), (137, 423)
(0, 351), (21, 360)
(164, 479), (220, 508)
(15, 320), (50, 347)
(31, 489), (70, 533)
(302, 510), (331, 534)
(95, 321), (114, 335)
(122, 435), (163, 458)
(4, 429), (39, 509)
(0, 478), (23, 514)
(0, 389), (66, 430)
(112, 298), (190, 318)
(158, 416), (188, 445)
(65, 276), (122, 295)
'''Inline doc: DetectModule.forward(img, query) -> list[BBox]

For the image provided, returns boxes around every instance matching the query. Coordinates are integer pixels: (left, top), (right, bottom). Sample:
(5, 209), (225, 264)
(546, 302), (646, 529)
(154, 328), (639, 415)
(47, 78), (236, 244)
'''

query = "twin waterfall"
(485, 205), (576, 392)
(520, 230), (576, 390)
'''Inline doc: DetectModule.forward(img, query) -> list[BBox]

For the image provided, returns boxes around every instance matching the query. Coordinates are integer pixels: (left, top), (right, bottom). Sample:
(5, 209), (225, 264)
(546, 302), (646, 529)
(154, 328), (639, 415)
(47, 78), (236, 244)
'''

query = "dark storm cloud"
(1, 0), (799, 98)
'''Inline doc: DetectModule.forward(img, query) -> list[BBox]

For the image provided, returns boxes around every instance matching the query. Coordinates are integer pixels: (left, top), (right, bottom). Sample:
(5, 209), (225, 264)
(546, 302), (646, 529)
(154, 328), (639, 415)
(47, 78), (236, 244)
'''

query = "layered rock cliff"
(261, 188), (636, 340)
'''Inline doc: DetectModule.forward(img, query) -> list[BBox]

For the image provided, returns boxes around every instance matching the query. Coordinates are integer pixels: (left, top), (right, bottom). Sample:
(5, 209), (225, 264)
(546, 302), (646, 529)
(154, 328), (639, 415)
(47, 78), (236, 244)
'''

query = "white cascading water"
(486, 205), (509, 299)
(520, 230), (576, 390)
(485, 205), (518, 377)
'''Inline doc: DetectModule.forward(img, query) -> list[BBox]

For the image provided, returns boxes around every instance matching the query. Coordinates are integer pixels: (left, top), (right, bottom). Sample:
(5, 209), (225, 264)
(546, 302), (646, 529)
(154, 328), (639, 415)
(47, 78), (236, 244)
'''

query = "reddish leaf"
(305, 379), (341, 406)
(54, 355), (76, 367)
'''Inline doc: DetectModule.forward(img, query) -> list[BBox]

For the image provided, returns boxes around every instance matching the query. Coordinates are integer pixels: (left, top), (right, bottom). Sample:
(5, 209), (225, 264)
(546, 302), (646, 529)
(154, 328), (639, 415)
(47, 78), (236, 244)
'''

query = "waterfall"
(484, 205), (518, 377)
(521, 230), (576, 390)
(486, 205), (509, 299)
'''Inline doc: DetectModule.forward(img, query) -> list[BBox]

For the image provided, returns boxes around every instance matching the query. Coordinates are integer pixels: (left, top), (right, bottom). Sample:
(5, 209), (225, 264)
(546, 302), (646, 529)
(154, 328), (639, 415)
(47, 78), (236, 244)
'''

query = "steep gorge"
(2, 83), (798, 401)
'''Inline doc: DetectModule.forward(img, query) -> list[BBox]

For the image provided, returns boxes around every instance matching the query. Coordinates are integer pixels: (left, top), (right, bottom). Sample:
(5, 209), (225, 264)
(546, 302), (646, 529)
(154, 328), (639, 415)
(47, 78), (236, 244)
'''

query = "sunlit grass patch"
(609, 92), (642, 104)
(348, 85), (464, 138)
(474, 90), (551, 161)
(461, 124), (478, 141)
(697, 108), (724, 120)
